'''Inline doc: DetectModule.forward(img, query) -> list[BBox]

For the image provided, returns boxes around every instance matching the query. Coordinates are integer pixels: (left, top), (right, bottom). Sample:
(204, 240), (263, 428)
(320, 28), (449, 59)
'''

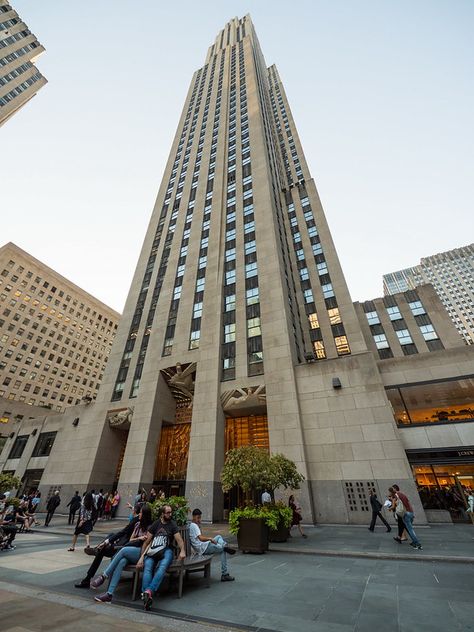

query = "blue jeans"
(104, 546), (141, 595)
(402, 511), (420, 546)
(203, 534), (228, 575)
(142, 548), (173, 594)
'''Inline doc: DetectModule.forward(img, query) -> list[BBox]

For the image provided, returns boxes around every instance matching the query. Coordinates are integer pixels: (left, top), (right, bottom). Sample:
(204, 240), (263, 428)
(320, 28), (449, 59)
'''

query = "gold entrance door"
(154, 422), (191, 482)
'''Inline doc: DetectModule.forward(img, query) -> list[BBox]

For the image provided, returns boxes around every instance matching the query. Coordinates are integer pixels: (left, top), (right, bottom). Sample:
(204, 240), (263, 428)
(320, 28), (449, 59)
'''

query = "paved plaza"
(1, 516), (474, 631)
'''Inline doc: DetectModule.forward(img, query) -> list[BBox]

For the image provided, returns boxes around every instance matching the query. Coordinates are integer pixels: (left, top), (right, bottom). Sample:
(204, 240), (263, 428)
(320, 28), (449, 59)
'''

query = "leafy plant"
(229, 502), (292, 535)
(149, 495), (189, 526)
(0, 473), (21, 494)
(221, 445), (304, 496)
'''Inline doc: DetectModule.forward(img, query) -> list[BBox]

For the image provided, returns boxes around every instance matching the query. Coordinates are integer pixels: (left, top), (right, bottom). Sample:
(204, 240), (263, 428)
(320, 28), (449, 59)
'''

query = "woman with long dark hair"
(92, 505), (153, 603)
(68, 491), (94, 551)
(288, 494), (307, 538)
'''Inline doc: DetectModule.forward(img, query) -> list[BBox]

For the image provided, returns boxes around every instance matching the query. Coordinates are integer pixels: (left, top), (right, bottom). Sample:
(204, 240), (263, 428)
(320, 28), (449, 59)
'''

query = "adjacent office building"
(0, 0), (47, 126)
(1, 16), (472, 524)
(383, 244), (474, 345)
(0, 242), (120, 412)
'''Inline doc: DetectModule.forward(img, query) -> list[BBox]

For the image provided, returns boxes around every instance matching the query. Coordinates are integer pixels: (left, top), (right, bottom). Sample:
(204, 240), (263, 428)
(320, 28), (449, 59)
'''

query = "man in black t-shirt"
(136, 504), (185, 611)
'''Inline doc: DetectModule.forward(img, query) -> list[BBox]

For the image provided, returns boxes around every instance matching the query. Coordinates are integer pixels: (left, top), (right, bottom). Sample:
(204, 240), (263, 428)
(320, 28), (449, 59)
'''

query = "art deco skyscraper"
(0, 0), (47, 126)
(40, 16), (422, 523)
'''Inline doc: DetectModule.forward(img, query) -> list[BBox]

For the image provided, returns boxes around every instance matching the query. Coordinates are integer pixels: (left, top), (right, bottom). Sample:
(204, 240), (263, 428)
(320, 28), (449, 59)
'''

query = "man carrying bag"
(136, 504), (185, 611)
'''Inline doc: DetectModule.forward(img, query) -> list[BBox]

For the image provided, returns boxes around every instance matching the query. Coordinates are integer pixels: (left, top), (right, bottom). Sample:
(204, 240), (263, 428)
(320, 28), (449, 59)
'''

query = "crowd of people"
(0, 490), (42, 549)
(2, 481), (473, 611)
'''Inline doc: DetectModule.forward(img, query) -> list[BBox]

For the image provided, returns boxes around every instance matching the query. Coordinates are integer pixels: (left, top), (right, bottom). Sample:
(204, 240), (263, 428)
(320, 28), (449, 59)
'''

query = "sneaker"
(90, 574), (106, 589)
(94, 592), (112, 603)
(416, 545), (423, 550)
(221, 573), (235, 582)
(393, 537), (402, 543)
(302, 534), (308, 538)
(224, 546), (236, 555)
(3, 544), (15, 551)
(368, 528), (374, 532)
(74, 579), (90, 589)
(142, 589), (153, 611)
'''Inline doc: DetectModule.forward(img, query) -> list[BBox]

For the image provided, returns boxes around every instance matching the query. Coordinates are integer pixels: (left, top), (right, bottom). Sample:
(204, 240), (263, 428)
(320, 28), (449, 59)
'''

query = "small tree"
(0, 472), (21, 495)
(221, 445), (304, 500)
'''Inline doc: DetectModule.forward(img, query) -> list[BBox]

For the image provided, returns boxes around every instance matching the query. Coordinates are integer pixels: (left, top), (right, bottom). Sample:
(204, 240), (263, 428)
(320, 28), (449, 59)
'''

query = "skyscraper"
(34, 16), (424, 523)
(383, 244), (474, 345)
(0, 0), (47, 126)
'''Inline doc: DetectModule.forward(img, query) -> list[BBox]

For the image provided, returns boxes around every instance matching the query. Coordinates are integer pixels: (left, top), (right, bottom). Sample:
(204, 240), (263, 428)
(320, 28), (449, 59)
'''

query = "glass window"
(373, 333), (389, 349)
(334, 335), (351, 356)
(8, 434), (28, 459)
(328, 308), (342, 325)
(31, 431), (57, 457)
(387, 306), (402, 320)
(313, 340), (326, 359)
(420, 324), (438, 341)
(308, 313), (319, 329)
(365, 310), (380, 325)
(396, 329), (413, 345)
(387, 377), (474, 425)
(409, 300), (426, 316)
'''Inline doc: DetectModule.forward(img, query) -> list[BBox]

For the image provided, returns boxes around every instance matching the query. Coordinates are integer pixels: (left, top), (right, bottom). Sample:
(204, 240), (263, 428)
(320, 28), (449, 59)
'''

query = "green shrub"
(229, 501), (292, 535)
(149, 495), (189, 526)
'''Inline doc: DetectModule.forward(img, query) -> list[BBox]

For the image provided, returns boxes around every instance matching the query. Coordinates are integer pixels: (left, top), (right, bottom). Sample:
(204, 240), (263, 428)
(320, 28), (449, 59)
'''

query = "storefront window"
(387, 377), (474, 425)
(412, 463), (474, 522)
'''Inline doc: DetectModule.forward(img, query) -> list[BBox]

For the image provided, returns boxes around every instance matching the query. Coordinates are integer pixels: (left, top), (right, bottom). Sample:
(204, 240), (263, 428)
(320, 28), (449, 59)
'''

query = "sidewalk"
(2, 521), (474, 631)
(34, 514), (474, 563)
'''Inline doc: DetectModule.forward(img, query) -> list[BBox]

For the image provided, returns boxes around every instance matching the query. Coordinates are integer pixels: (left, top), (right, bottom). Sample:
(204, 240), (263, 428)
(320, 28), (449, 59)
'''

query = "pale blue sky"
(3, 1), (473, 312)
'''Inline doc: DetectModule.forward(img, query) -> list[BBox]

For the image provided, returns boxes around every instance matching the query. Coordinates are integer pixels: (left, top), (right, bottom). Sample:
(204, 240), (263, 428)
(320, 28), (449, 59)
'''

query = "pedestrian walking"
(68, 491), (94, 551)
(44, 490), (61, 526)
(288, 494), (307, 538)
(368, 488), (391, 532)
(67, 491), (82, 525)
(389, 485), (422, 550)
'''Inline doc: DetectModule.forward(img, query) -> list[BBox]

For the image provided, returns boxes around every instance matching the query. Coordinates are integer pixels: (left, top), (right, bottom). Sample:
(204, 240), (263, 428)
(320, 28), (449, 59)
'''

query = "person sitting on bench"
(189, 508), (236, 582)
(74, 504), (141, 588)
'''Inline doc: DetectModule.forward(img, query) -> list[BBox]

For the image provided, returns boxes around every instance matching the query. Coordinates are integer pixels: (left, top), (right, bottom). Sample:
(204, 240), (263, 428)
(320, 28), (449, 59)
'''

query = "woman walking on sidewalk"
(289, 495), (307, 538)
(68, 492), (94, 551)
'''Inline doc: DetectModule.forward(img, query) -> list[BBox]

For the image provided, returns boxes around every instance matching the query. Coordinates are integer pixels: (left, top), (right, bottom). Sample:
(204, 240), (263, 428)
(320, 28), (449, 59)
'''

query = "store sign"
(407, 447), (474, 463)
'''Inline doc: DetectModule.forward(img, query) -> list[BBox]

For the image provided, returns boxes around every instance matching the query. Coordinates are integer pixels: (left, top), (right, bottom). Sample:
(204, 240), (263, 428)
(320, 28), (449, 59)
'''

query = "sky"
(3, 1), (473, 313)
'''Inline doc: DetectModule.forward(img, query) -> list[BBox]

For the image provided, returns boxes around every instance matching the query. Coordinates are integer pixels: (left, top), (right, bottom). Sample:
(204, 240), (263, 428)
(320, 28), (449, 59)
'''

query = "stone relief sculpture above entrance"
(167, 362), (197, 404)
(221, 385), (266, 417)
(107, 407), (134, 428)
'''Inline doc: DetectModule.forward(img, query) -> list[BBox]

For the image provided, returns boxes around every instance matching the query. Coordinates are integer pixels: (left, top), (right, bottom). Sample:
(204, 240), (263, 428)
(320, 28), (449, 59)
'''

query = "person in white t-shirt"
(261, 490), (271, 504)
(189, 508), (236, 582)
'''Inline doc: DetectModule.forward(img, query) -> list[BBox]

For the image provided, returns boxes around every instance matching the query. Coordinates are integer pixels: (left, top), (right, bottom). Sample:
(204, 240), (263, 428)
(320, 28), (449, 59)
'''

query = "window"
(31, 431), (57, 457)
(419, 324), (438, 341)
(8, 434), (29, 459)
(334, 335), (351, 356)
(409, 301), (426, 316)
(387, 306), (402, 320)
(373, 333), (389, 349)
(365, 311), (380, 326)
(395, 329), (413, 345)
(387, 377), (474, 426)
